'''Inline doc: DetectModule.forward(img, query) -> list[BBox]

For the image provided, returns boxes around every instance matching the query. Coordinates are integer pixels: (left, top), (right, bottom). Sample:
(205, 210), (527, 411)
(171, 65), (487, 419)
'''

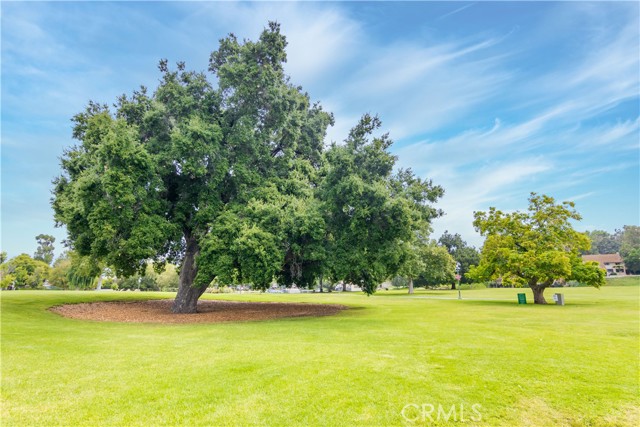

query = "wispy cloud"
(172, 1), (362, 91)
(564, 192), (596, 203)
(437, 3), (476, 21)
(388, 2), (639, 244)
(327, 34), (512, 140)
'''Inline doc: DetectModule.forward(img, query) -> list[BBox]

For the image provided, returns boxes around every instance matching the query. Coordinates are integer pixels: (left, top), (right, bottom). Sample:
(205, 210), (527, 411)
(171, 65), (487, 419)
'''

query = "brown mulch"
(49, 299), (347, 324)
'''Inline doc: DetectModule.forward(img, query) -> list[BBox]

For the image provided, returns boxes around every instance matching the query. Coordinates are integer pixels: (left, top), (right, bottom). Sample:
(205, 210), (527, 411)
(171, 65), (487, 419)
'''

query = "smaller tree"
(320, 114), (443, 295)
(0, 254), (51, 289)
(119, 275), (159, 291)
(398, 242), (425, 294)
(49, 254), (72, 289)
(468, 193), (605, 304)
(438, 231), (480, 288)
(146, 262), (180, 291)
(66, 251), (101, 289)
(34, 234), (56, 265)
(583, 229), (622, 255)
(419, 243), (457, 288)
(400, 240), (456, 291)
(620, 225), (640, 274)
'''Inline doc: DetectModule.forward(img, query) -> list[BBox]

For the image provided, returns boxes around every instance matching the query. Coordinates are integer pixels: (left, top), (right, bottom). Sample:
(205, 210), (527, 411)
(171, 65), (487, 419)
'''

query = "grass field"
(2, 282), (639, 426)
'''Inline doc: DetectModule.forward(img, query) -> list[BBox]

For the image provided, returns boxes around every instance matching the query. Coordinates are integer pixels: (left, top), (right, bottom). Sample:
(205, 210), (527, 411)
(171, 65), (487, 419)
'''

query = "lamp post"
(455, 262), (462, 300)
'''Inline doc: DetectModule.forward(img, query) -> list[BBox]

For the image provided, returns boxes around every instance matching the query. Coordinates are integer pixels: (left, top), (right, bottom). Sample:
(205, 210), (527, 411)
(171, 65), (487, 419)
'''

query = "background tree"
(49, 253), (72, 289)
(0, 254), (51, 289)
(320, 115), (443, 295)
(33, 234), (56, 265)
(468, 193), (605, 304)
(391, 276), (409, 289)
(620, 225), (640, 274)
(419, 243), (457, 288)
(437, 231), (480, 288)
(145, 262), (180, 291)
(583, 229), (622, 255)
(68, 251), (102, 289)
(119, 275), (159, 291)
(0, 251), (7, 264)
(398, 242), (425, 294)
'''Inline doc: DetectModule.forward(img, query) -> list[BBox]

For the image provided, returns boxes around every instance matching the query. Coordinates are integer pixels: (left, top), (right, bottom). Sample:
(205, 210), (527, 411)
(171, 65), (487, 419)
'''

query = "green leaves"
(470, 193), (605, 298)
(33, 234), (56, 265)
(321, 115), (443, 294)
(52, 22), (443, 305)
(620, 225), (640, 274)
(1, 254), (51, 289)
(196, 208), (283, 290)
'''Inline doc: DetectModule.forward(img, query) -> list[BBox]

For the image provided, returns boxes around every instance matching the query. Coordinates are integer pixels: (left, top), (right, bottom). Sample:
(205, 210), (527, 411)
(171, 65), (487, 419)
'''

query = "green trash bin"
(517, 293), (527, 304)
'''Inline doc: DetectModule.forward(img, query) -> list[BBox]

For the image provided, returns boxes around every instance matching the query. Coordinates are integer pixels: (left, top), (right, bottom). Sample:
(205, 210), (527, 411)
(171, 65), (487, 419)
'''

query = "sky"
(1, 1), (639, 260)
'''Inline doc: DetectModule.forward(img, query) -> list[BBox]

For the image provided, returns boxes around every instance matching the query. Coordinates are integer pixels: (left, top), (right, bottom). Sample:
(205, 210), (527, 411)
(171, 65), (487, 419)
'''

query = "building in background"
(582, 254), (627, 276)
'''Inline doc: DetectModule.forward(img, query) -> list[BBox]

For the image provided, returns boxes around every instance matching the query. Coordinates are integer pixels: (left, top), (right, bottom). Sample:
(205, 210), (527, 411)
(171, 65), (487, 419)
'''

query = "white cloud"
(426, 158), (552, 247)
(172, 1), (362, 91)
(329, 35), (511, 139)
(437, 3), (476, 21)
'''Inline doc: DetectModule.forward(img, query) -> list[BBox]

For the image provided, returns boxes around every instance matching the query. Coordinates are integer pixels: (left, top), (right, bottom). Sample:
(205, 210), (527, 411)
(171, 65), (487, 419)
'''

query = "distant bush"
(100, 277), (116, 290)
(391, 276), (408, 288)
(118, 276), (159, 291)
(459, 283), (487, 290)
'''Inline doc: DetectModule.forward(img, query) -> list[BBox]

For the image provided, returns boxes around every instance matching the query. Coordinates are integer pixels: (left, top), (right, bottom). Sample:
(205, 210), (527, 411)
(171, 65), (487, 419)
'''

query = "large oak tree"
(53, 23), (442, 312)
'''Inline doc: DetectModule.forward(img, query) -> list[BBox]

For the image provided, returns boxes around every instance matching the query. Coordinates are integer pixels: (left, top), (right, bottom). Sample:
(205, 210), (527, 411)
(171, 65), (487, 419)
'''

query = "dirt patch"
(49, 299), (347, 324)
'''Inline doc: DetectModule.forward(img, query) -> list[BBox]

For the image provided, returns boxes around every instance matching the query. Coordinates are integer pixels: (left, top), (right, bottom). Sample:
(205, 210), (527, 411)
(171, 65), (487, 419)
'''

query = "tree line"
(582, 226), (640, 274)
(0, 234), (180, 291)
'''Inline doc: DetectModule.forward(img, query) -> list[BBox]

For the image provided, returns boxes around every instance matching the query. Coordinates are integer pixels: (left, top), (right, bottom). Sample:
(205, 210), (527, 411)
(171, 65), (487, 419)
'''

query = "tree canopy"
(620, 225), (640, 274)
(1, 254), (51, 289)
(34, 234), (56, 265)
(320, 115), (443, 294)
(583, 229), (622, 255)
(438, 231), (479, 287)
(52, 22), (443, 312)
(468, 193), (605, 304)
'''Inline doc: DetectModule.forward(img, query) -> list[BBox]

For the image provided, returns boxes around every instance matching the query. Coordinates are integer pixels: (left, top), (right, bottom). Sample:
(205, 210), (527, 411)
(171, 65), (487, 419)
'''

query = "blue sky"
(1, 1), (639, 259)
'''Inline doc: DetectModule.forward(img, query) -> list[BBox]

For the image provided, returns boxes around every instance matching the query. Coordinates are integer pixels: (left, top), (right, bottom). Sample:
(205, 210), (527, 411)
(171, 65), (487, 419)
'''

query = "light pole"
(455, 262), (462, 300)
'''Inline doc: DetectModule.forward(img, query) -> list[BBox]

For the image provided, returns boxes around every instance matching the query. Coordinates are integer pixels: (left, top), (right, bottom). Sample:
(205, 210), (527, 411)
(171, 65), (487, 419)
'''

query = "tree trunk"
(451, 281), (456, 290)
(172, 235), (206, 313)
(319, 274), (323, 293)
(529, 279), (551, 304)
(408, 277), (414, 294)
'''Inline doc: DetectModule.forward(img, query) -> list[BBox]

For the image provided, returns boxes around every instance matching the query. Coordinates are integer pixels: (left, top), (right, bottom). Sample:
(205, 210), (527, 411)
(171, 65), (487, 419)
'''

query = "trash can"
(517, 293), (527, 304)
(553, 293), (565, 306)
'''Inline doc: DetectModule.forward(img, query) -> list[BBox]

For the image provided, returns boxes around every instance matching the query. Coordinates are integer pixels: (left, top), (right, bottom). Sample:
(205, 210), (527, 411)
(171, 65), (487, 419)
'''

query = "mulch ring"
(49, 299), (348, 324)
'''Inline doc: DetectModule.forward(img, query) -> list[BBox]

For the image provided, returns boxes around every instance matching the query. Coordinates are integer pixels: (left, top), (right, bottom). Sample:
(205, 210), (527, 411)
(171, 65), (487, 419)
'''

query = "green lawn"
(605, 276), (640, 287)
(2, 285), (638, 426)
